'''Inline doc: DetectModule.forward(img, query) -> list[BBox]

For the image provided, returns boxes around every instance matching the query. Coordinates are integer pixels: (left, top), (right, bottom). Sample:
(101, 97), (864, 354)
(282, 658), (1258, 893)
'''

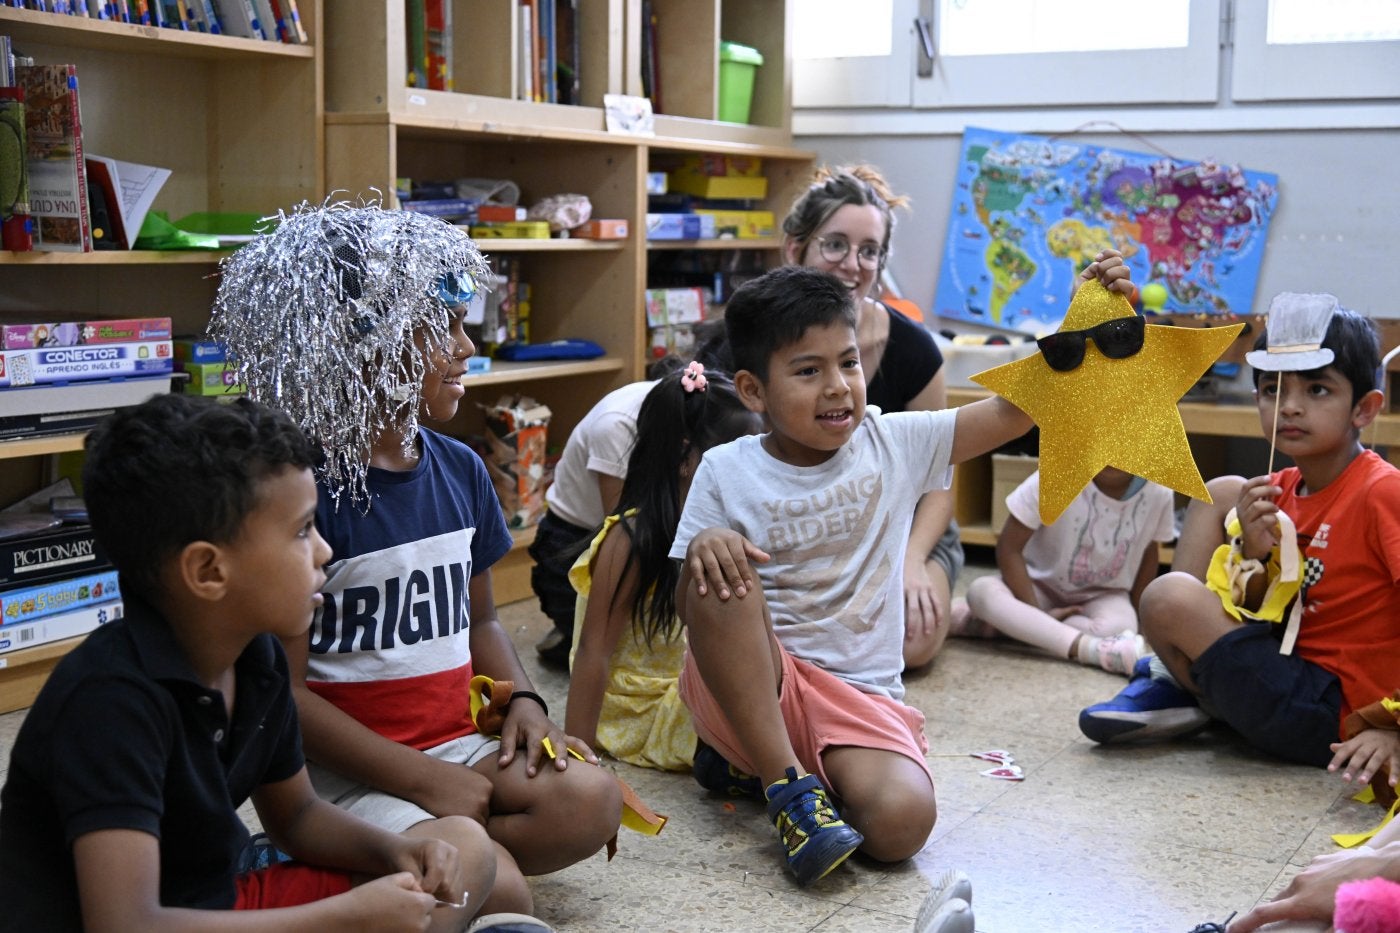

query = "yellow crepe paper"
(972, 281), (1244, 524)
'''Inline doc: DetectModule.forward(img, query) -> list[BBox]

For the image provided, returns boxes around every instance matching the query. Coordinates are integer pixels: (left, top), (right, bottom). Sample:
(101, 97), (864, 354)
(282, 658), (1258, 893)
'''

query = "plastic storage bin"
(718, 41), (764, 123)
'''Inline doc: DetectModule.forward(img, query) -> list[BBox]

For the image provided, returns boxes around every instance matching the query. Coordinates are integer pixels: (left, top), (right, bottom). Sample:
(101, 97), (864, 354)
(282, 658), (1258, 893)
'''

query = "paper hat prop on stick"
(209, 199), (490, 507)
(1244, 293), (1338, 372)
(973, 280), (1243, 524)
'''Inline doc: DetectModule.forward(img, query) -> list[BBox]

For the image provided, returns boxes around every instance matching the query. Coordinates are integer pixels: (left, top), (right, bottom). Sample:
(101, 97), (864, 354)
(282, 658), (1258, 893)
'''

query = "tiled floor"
(0, 558), (1376, 932)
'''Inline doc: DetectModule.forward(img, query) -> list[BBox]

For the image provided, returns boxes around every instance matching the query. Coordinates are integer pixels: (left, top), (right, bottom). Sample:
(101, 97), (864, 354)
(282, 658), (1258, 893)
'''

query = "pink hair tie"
(680, 361), (708, 393)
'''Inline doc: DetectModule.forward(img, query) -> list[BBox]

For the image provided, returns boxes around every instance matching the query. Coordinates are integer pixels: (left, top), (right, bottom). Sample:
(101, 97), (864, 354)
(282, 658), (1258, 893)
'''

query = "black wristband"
(511, 689), (549, 717)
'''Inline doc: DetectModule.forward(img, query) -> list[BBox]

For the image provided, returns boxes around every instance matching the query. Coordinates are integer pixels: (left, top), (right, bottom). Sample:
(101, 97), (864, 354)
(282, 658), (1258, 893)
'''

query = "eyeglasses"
(1036, 315), (1146, 372)
(812, 234), (884, 270)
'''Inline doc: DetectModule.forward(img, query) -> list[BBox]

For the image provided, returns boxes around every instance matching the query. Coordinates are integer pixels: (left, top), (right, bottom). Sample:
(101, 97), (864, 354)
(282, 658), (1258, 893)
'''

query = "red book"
(16, 64), (92, 253)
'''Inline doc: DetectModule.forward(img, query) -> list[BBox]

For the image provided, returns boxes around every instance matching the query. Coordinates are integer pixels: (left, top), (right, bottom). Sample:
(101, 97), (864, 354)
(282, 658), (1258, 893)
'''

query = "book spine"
(281, 0), (306, 43)
(69, 69), (91, 251)
(0, 406), (113, 442)
(406, 0), (427, 87)
(0, 568), (120, 627)
(196, 0), (220, 33)
(0, 599), (121, 654)
(425, 0), (451, 91)
(0, 525), (111, 591)
(2, 317), (174, 350)
(249, 0), (277, 41)
(0, 341), (175, 388)
(265, 0), (287, 41)
(518, 0), (534, 101)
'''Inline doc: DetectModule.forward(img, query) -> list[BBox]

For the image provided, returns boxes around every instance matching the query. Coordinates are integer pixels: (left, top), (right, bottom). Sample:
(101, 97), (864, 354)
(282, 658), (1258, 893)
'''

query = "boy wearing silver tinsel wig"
(211, 202), (623, 920)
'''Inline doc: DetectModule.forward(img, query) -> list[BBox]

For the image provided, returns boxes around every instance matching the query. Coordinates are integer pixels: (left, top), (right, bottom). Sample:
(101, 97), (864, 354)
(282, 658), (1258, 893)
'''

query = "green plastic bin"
(718, 41), (764, 124)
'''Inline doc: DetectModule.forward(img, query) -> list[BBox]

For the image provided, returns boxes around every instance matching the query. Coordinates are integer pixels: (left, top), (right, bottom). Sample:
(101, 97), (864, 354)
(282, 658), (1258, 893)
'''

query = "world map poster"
(933, 126), (1278, 334)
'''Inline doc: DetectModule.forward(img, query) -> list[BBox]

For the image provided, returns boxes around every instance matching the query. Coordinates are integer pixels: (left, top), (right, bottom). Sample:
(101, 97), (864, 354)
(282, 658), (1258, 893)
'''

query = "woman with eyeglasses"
(781, 164), (962, 671)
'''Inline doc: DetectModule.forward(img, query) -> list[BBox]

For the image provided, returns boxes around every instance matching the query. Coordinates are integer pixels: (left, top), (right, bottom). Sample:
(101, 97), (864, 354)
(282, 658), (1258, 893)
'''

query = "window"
(1231, 0), (1400, 100)
(794, 0), (1218, 108)
(794, 0), (1400, 110)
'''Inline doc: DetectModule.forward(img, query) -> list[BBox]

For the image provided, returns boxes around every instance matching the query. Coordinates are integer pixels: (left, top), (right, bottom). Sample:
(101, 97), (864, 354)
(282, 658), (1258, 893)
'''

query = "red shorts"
(234, 863), (353, 910)
(679, 637), (931, 790)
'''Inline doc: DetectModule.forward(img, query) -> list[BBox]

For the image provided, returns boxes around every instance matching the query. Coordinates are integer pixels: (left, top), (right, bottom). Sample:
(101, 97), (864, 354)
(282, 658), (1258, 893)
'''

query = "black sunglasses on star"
(1036, 315), (1146, 372)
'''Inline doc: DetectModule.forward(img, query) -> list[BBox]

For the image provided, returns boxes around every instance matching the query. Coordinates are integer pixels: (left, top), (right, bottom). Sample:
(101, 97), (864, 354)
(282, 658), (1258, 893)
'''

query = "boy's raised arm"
(950, 395), (1033, 465)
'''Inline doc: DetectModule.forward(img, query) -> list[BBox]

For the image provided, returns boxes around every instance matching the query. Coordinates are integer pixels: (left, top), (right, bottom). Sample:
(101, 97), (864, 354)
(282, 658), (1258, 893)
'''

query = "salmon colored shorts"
(679, 637), (931, 790)
(235, 863), (353, 909)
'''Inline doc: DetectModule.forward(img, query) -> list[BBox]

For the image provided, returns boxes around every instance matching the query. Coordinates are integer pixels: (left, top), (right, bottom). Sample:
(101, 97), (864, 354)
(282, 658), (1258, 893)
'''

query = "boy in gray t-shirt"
(671, 259), (1134, 889)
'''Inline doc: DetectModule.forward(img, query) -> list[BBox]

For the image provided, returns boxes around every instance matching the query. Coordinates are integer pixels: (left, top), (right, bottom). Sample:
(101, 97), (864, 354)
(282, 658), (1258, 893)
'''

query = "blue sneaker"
(1078, 657), (1211, 744)
(764, 767), (864, 886)
(693, 740), (763, 800)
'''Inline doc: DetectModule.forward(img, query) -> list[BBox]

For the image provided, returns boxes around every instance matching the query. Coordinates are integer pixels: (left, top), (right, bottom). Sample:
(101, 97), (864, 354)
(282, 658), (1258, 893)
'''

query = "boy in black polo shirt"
(0, 395), (495, 932)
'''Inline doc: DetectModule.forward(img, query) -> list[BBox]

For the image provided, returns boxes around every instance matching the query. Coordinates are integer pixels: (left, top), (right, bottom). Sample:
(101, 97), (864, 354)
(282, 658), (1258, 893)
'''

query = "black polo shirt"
(0, 592), (304, 932)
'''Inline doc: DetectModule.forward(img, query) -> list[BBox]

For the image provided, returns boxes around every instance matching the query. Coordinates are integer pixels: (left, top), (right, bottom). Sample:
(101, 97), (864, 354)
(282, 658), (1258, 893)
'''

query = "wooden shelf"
(470, 238), (627, 254)
(0, 7), (314, 60)
(948, 386), (1400, 448)
(460, 357), (626, 389)
(648, 237), (783, 251)
(0, 635), (86, 715)
(0, 433), (88, 460)
(0, 249), (232, 265)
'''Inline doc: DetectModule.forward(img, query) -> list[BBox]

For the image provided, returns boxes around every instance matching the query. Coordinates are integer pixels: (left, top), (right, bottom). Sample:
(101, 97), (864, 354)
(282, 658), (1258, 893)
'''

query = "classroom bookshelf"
(322, 0), (813, 602)
(0, 4), (324, 712)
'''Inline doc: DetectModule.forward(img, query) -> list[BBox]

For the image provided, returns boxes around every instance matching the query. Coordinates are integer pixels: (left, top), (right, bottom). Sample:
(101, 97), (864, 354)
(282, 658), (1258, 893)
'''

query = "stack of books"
(0, 479), (121, 656)
(0, 315), (173, 441)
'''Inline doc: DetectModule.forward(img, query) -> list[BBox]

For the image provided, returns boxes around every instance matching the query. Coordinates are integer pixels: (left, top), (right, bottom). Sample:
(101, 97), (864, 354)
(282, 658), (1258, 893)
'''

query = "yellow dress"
(568, 512), (696, 771)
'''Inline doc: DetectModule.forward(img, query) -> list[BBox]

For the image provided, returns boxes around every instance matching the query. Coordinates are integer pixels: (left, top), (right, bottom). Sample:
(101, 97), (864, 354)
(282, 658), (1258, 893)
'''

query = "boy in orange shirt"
(1080, 297), (1400, 767)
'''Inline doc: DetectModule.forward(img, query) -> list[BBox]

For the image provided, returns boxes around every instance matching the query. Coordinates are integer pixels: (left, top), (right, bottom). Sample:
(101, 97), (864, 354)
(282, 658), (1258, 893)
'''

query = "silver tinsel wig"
(209, 199), (491, 506)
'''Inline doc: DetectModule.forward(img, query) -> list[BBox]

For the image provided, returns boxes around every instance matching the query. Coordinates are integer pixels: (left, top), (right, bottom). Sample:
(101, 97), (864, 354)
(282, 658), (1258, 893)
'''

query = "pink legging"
(965, 574), (1137, 659)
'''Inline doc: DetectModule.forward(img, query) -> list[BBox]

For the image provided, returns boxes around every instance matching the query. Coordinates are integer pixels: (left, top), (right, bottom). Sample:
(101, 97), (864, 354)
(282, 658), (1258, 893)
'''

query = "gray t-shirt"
(671, 408), (956, 699)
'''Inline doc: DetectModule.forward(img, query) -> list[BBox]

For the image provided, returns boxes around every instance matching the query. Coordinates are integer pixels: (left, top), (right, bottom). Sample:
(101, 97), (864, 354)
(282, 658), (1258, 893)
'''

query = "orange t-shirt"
(1277, 450), (1400, 725)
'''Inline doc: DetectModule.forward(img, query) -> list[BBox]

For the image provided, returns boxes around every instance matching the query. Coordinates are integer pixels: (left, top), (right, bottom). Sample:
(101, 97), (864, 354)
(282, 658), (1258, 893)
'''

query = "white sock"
(1147, 654), (1180, 685)
(1075, 634), (1101, 664)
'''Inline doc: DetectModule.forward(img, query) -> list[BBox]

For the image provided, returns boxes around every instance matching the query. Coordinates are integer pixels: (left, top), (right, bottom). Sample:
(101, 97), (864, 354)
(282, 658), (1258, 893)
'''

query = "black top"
(0, 593), (304, 932)
(865, 302), (944, 414)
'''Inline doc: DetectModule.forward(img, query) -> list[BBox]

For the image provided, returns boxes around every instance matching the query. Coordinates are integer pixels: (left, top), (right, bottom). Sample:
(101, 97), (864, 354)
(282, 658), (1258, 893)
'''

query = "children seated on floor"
(669, 253), (1136, 887)
(952, 465), (1174, 674)
(565, 364), (761, 770)
(0, 395), (494, 932)
(1079, 295), (1400, 770)
(209, 202), (621, 922)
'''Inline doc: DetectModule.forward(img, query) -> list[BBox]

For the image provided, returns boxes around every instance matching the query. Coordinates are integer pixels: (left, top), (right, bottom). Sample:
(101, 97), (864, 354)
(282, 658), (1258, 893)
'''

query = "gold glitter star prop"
(973, 281), (1243, 524)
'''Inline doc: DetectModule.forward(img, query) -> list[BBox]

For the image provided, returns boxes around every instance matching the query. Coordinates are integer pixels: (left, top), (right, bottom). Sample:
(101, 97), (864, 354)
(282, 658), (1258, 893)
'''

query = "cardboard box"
(572, 219), (629, 239)
(680, 154), (764, 177)
(479, 396), (552, 528)
(645, 288), (707, 328)
(1, 317), (172, 350)
(666, 172), (768, 201)
(178, 361), (246, 397)
(470, 221), (551, 239)
(991, 454), (1039, 533)
(693, 209), (775, 239)
(646, 213), (703, 241)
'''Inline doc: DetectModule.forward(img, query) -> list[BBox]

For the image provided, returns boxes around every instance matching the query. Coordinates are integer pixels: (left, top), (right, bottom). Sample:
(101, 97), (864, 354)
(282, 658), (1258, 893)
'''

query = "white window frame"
(793, 0), (918, 108)
(1230, 2), (1400, 101)
(794, 0), (1221, 109)
(913, 0), (1220, 107)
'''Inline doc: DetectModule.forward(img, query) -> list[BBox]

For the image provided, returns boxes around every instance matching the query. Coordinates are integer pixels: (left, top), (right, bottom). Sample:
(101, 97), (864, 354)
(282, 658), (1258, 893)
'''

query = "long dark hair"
(608, 367), (758, 646)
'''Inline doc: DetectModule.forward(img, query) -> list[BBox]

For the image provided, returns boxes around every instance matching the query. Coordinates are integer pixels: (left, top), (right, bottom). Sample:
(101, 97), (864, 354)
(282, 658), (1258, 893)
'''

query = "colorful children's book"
(425, 0), (453, 90)
(16, 63), (93, 253)
(0, 568), (120, 627)
(0, 598), (121, 654)
(406, 0), (428, 87)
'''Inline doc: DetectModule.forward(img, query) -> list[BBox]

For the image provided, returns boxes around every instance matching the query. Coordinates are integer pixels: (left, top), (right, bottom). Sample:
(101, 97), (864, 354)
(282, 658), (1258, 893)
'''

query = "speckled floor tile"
(899, 810), (1285, 932)
(529, 854), (842, 932)
(980, 739), (1344, 862)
